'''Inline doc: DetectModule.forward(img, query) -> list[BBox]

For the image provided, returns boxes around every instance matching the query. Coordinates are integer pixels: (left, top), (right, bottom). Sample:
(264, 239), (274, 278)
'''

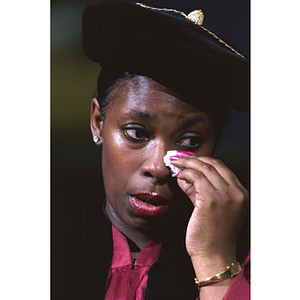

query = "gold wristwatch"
(195, 262), (242, 290)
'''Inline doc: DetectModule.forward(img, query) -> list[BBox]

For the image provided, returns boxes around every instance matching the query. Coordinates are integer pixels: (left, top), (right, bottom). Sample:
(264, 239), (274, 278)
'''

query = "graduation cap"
(82, 0), (249, 112)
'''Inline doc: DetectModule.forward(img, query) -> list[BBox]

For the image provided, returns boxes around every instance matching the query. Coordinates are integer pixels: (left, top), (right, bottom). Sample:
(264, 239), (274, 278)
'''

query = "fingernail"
(175, 151), (190, 157)
(170, 156), (180, 161)
(176, 151), (197, 157)
(176, 170), (183, 177)
(184, 151), (197, 155)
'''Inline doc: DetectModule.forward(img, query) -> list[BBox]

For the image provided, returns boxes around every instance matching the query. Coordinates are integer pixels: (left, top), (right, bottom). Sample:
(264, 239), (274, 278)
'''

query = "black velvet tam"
(82, 0), (249, 112)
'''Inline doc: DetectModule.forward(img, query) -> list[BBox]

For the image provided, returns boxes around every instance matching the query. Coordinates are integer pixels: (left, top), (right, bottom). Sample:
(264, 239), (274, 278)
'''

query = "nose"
(141, 142), (171, 182)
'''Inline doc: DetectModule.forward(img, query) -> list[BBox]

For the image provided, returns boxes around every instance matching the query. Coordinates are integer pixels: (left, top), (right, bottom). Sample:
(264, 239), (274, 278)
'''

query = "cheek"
(197, 137), (216, 157)
(101, 130), (141, 191)
(202, 129), (216, 156)
(102, 133), (126, 178)
(206, 140), (216, 156)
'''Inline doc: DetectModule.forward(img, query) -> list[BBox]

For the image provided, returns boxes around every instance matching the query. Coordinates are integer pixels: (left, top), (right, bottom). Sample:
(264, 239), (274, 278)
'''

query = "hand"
(171, 155), (249, 263)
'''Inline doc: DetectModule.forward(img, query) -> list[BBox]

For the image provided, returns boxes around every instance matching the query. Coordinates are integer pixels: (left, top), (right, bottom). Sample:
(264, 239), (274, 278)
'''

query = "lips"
(128, 193), (170, 217)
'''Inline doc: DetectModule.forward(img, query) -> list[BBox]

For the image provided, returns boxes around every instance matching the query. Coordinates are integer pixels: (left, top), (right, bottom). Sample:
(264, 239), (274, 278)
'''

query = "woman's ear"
(90, 98), (104, 145)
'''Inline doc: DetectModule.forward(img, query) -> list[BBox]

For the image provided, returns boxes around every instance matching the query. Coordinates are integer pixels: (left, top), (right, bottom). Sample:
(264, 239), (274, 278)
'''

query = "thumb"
(176, 175), (196, 203)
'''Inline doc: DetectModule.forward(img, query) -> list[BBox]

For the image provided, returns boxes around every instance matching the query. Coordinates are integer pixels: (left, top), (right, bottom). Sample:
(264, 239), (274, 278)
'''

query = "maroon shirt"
(105, 226), (250, 300)
(104, 226), (162, 300)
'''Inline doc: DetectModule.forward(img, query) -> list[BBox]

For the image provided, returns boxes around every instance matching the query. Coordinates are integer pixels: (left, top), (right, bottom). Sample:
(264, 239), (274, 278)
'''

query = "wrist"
(191, 253), (237, 282)
(194, 262), (242, 289)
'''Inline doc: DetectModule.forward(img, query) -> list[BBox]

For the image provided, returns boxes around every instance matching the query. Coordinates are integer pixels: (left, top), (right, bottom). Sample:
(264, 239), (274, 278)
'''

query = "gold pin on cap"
(187, 10), (204, 26)
(136, 3), (204, 26)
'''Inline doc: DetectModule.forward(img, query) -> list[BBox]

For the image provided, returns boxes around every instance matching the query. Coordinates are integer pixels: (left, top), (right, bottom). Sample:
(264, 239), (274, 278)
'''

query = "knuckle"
(213, 158), (225, 167)
(194, 171), (204, 179)
(202, 162), (214, 172)
(234, 189), (247, 203)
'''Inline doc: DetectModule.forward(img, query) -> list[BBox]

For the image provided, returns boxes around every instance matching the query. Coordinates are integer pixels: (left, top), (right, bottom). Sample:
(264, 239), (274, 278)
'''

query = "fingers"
(173, 156), (231, 191)
(172, 155), (249, 206)
(177, 168), (216, 205)
(198, 157), (248, 194)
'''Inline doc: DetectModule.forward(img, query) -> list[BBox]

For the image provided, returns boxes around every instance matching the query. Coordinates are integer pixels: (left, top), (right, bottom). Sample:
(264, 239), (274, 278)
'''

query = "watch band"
(195, 262), (242, 290)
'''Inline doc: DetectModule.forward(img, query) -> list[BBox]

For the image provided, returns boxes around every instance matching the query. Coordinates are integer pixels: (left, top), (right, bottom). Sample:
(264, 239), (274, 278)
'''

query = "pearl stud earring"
(93, 136), (100, 143)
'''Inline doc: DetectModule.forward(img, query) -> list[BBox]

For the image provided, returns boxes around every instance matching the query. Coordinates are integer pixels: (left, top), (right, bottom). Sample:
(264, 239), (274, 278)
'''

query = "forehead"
(106, 76), (211, 124)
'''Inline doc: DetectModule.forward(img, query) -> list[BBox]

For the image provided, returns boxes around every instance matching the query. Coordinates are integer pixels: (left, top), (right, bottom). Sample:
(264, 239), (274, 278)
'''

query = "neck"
(105, 202), (165, 251)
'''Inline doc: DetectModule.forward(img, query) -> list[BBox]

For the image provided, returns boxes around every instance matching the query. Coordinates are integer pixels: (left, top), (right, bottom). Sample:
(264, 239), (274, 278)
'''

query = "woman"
(52, 1), (250, 299)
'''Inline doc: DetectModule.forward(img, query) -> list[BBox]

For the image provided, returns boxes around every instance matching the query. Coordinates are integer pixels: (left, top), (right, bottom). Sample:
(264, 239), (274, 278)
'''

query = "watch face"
(230, 264), (242, 276)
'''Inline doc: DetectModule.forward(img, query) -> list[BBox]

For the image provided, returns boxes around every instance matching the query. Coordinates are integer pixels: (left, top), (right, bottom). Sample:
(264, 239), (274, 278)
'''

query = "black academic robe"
(51, 206), (199, 300)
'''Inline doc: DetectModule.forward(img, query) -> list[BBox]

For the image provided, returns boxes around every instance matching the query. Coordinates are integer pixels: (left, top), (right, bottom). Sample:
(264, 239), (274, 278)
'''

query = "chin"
(128, 212), (170, 234)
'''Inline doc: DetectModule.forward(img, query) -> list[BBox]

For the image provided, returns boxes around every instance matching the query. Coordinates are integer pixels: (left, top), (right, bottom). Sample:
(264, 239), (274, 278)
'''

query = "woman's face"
(91, 76), (216, 234)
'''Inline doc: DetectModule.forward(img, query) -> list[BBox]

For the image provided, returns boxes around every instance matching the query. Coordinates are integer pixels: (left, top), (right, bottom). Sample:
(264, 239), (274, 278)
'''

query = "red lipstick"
(128, 193), (170, 217)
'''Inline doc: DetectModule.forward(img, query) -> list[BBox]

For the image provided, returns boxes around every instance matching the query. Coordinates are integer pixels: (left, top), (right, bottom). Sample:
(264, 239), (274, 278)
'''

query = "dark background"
(51, 0), (250, 222)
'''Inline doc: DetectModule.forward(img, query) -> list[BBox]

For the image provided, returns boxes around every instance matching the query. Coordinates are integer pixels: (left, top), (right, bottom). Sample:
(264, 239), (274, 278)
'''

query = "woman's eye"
(123, 127), (149, 142)
(176, 135), (203, 149)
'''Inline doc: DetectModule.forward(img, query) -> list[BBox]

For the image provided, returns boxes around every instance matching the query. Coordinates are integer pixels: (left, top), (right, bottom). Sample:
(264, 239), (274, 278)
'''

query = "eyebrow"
(124, 110), (159, 123)
(180, 115), (208, 127)
(123, 110), (208, 127)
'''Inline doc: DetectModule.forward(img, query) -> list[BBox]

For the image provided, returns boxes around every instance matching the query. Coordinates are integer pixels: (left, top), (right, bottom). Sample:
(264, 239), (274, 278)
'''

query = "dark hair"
(96, 70), (137, 120)
(95, 71), (230, 141)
